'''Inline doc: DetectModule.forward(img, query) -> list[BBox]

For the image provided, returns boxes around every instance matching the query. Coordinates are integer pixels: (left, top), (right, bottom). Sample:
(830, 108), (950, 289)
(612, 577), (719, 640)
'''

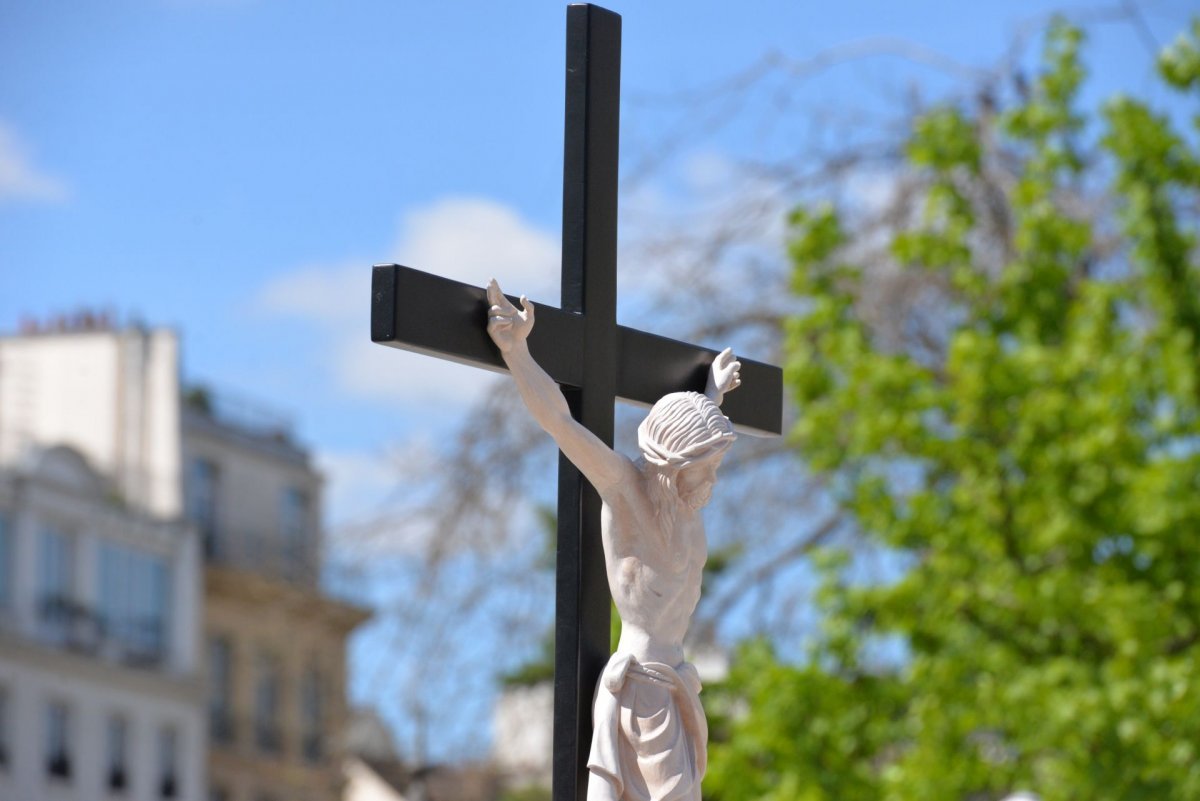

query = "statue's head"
(638, 391), (736, 510)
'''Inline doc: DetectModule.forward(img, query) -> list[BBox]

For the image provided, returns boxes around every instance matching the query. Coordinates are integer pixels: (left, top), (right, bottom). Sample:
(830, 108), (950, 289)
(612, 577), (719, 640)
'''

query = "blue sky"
(2, 0), (1187, 508)
(2, 0), (1193, 762)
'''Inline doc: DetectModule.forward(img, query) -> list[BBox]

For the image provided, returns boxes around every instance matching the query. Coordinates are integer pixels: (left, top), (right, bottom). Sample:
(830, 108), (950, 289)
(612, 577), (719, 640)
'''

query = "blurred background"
(1, 1), (1197, 800)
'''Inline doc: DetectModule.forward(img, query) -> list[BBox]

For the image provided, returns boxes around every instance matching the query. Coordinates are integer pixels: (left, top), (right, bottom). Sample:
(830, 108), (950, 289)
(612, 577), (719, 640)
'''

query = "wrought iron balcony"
(203, 534), (320, 588)
(38, 595), (103, 651)
(36, 596), (168, 668)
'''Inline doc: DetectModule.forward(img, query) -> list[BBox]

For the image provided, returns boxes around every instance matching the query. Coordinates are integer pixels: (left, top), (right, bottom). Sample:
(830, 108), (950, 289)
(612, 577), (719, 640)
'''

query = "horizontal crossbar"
(372, 264), (782, 436)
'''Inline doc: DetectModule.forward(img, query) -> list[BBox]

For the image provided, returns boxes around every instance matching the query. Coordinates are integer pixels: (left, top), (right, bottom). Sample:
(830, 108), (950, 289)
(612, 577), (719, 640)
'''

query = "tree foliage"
(707, 19), (1200, 801)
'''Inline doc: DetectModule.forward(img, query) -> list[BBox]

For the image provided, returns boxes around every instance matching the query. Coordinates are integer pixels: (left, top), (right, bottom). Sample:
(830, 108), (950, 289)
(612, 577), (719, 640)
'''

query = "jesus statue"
(486, 279), (742, 801)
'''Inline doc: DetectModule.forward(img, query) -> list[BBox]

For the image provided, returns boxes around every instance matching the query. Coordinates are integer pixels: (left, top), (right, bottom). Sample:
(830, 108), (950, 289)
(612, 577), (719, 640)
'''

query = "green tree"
(707, 20), (1200, 801)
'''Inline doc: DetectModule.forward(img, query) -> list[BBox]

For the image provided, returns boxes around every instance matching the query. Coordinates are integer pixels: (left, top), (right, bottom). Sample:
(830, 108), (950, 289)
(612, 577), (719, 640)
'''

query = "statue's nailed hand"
(706, 346), (742, 403)
(487, 279), (535, 353)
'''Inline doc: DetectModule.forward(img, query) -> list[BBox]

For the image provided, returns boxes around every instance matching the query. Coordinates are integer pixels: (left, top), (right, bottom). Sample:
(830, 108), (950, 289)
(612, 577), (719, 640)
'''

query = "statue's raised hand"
(487, 279), (535, 353)
(705, 346), (741, 405)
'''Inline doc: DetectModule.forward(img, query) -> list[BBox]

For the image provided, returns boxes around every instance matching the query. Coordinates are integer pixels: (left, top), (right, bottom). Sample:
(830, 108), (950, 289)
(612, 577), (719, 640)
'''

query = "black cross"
(370, 5), (782, 799)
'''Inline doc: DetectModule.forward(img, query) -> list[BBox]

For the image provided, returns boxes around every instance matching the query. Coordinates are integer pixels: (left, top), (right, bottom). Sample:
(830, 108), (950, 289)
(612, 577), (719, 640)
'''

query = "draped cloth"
(587, 652), (708, 801)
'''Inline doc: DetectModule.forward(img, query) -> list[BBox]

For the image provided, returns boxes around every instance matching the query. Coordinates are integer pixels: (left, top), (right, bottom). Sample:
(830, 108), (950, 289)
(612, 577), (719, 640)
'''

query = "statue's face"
(676, 454), (724, 511)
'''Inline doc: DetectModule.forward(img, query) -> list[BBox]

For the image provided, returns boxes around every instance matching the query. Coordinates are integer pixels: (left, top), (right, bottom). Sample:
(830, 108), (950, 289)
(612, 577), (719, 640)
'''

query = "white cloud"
(394, 197), (559, 300)
(258, 196), (559, 409)
(844, 169), (900, 214)
(682, 150), (741, 193)
(0, 122), (70, 204)
(257, 259), (362, 324)
(335, 333), (497, 408)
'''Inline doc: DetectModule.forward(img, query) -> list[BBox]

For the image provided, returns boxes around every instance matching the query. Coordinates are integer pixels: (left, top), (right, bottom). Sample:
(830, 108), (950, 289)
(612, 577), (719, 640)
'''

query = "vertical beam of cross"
(554, 6), (620, 801)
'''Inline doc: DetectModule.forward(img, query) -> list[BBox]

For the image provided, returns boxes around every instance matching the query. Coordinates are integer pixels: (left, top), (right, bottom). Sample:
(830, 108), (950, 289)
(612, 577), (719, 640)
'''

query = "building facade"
(182, 377), (368, 801)
(0, 445), (204, 801)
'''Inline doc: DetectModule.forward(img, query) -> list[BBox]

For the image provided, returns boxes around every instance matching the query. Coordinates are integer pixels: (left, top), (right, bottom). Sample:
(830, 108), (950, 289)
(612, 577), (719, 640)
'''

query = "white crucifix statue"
(487, 281), (748, 800)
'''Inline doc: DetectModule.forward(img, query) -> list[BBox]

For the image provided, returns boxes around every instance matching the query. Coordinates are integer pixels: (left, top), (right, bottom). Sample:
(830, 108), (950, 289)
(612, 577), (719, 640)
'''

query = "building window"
(0, 685), (9, 770)
(254, 653), (281, 754)
(300, 663), (323, 763)
(45, 700), (71, 781)
(280, 487), (310, 580)
(0, 513), (11, 610)
(106, 714), (128, 793)
(158, 725), (179, 799)
(99, 543), (171, 665)
(38, 526), (81, 644)
(208, 636), (234, 745)
(187, 458), (220, 558)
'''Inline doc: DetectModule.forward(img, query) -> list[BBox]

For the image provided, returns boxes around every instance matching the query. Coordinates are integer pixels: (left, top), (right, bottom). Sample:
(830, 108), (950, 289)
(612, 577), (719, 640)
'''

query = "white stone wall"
(0, 328), (182, 519)
(0, 653), (205, 801)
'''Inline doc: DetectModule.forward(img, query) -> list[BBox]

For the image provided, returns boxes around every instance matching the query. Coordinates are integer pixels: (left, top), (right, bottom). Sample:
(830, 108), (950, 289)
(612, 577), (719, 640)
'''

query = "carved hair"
(637, 391), (736, 469)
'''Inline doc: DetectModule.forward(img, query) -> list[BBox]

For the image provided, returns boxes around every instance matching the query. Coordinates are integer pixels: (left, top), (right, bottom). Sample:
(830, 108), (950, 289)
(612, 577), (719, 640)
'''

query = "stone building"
(0, 325), (204, 801)
(182, 388), (369, 801)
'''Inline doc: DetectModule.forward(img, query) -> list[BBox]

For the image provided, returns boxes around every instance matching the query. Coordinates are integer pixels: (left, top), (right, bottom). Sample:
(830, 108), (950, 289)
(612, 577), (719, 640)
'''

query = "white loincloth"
(587, 652), (708, 801)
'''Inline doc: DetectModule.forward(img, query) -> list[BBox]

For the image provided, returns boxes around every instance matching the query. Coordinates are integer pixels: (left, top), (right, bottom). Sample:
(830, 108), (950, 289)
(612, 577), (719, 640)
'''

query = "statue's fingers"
(488, 280), (518, 313)
(520, 296), (536, 323)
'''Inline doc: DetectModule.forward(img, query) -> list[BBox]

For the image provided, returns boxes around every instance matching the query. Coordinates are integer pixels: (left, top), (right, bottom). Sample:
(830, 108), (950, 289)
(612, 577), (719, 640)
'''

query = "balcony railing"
(183, 383), (296, 445)
(105, 617), (166, 666)
(204, 535), (320, 588)
(37, 596), (167, 667)
(39, 596), (103, 650)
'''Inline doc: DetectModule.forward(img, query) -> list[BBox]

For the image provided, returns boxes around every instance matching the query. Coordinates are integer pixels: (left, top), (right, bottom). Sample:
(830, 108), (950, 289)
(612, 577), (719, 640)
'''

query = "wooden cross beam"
(371, 5), (782, 799)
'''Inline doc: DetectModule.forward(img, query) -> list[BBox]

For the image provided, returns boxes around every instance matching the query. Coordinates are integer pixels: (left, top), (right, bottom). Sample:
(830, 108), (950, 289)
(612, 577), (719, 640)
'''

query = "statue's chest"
(651, 516), (705, 577)
(602, 500), (706, 578)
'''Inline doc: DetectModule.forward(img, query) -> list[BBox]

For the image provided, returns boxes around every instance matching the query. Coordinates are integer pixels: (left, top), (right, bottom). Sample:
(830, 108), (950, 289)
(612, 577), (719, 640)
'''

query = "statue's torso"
(600, 473), (706, 666)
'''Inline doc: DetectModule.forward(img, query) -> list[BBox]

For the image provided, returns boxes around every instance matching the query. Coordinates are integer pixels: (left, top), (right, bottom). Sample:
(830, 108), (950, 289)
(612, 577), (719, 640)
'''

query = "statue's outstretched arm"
(487, 279), (634, 496)
(705, 346), (742, 407)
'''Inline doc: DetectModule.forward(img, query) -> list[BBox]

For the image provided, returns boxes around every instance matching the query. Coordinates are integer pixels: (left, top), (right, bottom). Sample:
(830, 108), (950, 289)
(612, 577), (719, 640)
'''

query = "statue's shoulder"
(602, 458), (656, 516)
